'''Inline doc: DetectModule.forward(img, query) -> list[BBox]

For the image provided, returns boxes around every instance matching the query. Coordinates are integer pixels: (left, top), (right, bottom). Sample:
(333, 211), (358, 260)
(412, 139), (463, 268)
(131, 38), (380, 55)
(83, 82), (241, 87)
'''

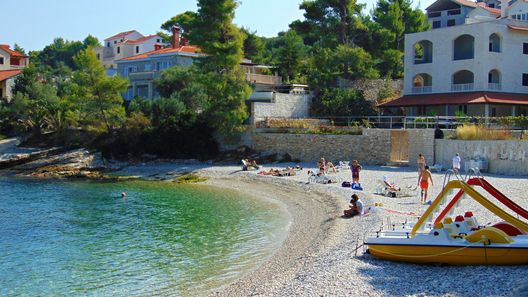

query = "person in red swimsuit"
(351, 160), (362, 183)
(418, 165), (434, 204)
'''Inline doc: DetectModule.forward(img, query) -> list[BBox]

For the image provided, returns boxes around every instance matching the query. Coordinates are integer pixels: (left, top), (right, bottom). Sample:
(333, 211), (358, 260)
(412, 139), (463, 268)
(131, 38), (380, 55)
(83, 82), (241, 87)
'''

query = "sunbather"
(383, 176), (401, 192)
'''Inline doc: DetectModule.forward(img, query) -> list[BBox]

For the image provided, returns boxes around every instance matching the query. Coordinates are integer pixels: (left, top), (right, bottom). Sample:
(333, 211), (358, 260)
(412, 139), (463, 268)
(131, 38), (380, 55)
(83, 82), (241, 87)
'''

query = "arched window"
(489, 34), (501, 53)
(412, 73), (433, 93)
(488, 69), (501, 90)
(414, 40), (433, 64)
(452, 70), (474, 91)
(453, 35), (474, 60)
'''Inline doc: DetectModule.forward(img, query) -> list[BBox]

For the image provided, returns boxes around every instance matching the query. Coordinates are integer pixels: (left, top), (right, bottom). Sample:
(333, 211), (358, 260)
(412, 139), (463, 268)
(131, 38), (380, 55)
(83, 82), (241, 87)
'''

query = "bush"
(455, 124), (512, 140)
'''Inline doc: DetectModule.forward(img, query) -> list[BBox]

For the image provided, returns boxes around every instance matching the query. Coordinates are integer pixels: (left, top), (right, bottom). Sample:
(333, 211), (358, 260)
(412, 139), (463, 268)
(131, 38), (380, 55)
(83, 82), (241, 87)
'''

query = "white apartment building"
(382, 0), (528, 117)
(94, 30), (166, 73)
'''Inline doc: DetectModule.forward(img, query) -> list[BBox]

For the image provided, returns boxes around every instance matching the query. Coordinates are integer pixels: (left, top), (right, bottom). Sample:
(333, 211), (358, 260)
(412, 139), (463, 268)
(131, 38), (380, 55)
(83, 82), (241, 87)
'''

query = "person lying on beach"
(306, 170), (333, 184)
(383, 175), (401, 192)
(343, 194), (364, 217)
(258, 167), (297, 177)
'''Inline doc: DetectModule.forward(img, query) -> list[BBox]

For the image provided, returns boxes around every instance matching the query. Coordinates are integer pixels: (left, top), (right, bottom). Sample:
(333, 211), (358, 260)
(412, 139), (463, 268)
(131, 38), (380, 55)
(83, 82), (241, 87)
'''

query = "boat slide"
(434, 177), (528, 224)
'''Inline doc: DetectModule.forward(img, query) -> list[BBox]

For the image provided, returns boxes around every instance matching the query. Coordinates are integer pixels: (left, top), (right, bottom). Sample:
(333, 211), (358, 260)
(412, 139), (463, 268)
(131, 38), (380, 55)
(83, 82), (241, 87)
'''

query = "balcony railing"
(246, 73), (282, 85)
(451, 83), (474, 92)
(412, 86), (432, 94)
(488, 83), (501, 90)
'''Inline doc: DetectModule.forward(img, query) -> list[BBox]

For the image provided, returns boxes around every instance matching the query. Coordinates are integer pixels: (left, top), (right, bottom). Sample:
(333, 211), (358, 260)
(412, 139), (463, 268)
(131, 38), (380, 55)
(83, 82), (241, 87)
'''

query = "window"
(136, 46), (139, 53)
(117, 46), (121, 54)
(145, 64), (152, 71)
(447, 19), (456, 26)
(0, 88), (3, 96)
(114, 40), (117, 44)
(489, 3), (495, 8)
(523, 73), (528, 86)
(157, 39), (161, 43)
(524, 43), (528, 54)
(458, 105), (468, 114)
(448, 9), (461, 16)
(491, 107), (497, 117)
(0, 57), (4, 64)
(96, 53), (100, 60)
(433, 21), (441, 29)
(428, 11), (441, 18)
(107, 42), (110, 47)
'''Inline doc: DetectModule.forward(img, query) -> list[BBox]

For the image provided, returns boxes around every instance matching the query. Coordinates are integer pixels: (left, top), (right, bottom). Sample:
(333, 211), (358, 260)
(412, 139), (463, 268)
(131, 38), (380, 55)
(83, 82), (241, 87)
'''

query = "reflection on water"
(0, 178), (288, 296)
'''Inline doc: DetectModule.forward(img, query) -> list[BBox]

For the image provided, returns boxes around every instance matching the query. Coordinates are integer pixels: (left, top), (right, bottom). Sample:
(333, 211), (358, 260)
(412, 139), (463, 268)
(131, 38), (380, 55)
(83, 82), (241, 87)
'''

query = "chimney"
(171, 26), (181, 48)
(181, 36), (188, 46)
(154, 44), (163, 51)
(501, 0), (509, 18)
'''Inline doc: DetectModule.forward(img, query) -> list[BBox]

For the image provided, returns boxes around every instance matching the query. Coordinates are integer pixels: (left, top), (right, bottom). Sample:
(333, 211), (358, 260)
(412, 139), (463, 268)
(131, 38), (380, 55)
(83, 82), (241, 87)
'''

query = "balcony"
(412, 86), (432, 94)
(129, 71), (156, 81)
(488, 83), (501, 91)
(451, 83), (474, 92)
(246, 73), (282, 85)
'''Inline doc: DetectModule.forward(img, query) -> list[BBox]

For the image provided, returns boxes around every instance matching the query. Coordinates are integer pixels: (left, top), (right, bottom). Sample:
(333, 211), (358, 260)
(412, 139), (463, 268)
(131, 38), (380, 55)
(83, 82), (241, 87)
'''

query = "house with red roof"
(380, 0), (528, 117)
(93, 30), (167, 73)
(0, 44), (28, 101)
(117, 27), (283, 100)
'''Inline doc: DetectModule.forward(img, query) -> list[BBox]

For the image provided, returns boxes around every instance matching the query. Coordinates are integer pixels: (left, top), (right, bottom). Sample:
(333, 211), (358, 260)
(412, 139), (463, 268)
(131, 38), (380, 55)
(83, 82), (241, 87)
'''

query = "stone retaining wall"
(252, 93), (312, 123)
(252, 129), (392, 164)
(435, 139), (528, 175)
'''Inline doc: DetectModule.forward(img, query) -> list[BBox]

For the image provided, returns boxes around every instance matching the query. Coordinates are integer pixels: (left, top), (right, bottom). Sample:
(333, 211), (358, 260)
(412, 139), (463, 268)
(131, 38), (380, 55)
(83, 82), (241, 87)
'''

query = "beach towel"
(351, 182), (363, 191)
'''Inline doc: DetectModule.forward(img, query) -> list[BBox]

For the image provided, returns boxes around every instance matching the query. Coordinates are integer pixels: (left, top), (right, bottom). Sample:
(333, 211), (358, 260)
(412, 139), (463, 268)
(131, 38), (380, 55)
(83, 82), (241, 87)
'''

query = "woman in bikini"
(351, 160), (362, 184)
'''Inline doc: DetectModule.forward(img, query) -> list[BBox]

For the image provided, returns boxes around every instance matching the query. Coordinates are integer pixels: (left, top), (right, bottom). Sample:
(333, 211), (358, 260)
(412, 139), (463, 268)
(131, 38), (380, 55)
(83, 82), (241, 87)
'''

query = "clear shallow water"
(0, 178), (289, 296)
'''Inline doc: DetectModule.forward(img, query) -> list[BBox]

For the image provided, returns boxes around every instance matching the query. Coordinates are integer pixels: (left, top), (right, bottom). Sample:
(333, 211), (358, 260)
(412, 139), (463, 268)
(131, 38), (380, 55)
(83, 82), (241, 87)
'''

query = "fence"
(255, 116), (528, 130)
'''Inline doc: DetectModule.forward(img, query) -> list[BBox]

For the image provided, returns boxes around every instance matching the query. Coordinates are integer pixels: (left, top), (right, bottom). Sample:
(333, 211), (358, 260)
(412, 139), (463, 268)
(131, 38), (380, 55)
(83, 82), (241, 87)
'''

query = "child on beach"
(417, 154), (426, 173)
(351, 160), (362, 184)
(418, 165), (434, 204)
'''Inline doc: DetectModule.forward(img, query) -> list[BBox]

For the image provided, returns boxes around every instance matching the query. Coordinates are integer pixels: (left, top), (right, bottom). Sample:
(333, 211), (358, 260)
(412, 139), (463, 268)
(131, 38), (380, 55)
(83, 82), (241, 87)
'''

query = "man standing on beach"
(452, 153), (461, 175)
(418, 166), (434, 204)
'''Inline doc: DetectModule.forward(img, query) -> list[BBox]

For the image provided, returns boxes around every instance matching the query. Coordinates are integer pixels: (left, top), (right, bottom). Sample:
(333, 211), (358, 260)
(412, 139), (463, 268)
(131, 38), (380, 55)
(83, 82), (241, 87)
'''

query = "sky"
(2, 0), (432, 52)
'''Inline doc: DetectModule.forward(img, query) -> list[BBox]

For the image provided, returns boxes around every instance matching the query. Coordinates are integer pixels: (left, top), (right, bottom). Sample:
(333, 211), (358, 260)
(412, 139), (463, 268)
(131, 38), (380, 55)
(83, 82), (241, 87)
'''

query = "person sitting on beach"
(343, 194), (364, 217)
(242, 159), (260, 171)
(319, 157), (337, 174)
(383, 176), (401, 192)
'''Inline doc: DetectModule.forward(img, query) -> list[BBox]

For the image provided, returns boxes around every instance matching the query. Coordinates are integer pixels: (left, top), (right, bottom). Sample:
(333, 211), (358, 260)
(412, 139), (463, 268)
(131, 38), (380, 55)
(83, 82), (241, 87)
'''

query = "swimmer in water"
(121, 192), (126, 198)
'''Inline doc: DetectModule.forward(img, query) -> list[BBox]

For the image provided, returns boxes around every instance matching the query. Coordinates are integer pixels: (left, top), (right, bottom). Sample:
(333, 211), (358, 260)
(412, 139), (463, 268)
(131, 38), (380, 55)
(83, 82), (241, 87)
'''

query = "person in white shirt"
(452, 153), (462, 174)
(343, 194), (364, 217)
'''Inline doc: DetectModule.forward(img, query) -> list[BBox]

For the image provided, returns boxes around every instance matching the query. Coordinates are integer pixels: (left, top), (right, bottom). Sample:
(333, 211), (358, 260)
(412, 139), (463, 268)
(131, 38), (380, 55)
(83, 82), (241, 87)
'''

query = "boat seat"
(430, 222), (454, 240)
(492, 222), (526, 236)
(465, 227), (513, 244)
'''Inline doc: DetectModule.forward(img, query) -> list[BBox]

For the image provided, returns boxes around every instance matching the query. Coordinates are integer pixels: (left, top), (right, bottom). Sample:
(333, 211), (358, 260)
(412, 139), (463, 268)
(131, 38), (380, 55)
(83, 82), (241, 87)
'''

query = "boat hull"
(367, 244), (528, 265)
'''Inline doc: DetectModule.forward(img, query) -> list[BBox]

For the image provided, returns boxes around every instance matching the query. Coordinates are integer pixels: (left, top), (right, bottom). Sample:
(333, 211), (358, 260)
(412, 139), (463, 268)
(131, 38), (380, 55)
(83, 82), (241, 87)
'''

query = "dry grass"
(455, 124), (513, 140)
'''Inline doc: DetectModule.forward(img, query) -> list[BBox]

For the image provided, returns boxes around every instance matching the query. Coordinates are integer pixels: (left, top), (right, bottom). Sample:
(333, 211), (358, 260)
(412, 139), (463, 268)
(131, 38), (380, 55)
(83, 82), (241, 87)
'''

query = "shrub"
(455, 124), (512, 140)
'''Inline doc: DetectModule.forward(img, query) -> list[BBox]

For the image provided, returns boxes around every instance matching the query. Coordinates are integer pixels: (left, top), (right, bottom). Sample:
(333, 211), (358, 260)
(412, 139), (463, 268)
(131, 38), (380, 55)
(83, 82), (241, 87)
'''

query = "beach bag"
(351, 182), (363, 191)
(341, 181), (351, 187)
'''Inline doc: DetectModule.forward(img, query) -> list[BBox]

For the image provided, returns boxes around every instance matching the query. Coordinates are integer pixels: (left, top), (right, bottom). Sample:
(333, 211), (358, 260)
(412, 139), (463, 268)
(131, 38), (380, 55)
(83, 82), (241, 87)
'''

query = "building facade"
(382, 0), (528, 117)
(0, 44), (28, 101)
(94, 30), (167, 74)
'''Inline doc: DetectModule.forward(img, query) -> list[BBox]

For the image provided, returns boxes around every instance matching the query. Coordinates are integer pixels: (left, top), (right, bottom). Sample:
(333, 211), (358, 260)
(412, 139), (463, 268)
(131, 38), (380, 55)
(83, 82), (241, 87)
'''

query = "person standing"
(351, 160), (362, 184)
(452, 153), (462, 175)
(417, 154), (426, 173)
(418, 166), (434, 204)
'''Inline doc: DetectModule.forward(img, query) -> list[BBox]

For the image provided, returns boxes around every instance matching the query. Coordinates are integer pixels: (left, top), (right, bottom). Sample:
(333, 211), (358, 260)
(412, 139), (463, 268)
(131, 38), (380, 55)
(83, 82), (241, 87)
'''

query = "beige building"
(382, 0), (528, 117)
(0, 44), (28, 101)
(94, 30), (167, 73)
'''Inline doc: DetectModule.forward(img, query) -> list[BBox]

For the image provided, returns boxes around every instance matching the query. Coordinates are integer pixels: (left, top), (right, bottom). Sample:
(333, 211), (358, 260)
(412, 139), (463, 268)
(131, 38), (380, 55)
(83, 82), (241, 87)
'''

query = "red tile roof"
(0, 44), (27, 57)
(454, 0), (478, 7)
(379, 92), (528, 107)
(120, 35), (159, 44)
(119, 45), (203, 61)
(105, 30), (138, 41)
(0, 69), (22, 81)
(508, 24), (528, 31)
(476, 3), (501, 15)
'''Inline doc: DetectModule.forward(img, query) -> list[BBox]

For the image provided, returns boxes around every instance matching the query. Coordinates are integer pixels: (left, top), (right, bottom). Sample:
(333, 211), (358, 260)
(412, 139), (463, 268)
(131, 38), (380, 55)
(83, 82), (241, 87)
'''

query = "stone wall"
(251, 93), (312, 123)
(408, 129), (435, 167)
(435, 139), (528, 175)
(337, 78), (403, 102)
(251, 129), (392, 164)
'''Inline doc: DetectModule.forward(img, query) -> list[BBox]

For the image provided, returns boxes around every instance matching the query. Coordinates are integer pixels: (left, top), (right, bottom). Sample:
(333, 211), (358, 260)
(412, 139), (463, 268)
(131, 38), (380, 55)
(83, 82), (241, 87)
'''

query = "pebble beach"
(116, 162), (528, 297)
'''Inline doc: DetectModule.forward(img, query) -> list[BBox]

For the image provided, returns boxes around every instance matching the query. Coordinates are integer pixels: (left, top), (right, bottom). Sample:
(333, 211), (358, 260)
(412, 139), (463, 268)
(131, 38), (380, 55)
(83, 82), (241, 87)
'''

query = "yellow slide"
(411, 180), (528, 236)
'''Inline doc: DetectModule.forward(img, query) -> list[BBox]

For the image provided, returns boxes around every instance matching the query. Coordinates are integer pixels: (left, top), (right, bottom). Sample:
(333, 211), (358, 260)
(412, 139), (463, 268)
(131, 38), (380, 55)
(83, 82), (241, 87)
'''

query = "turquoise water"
(0, 178), (289, 296)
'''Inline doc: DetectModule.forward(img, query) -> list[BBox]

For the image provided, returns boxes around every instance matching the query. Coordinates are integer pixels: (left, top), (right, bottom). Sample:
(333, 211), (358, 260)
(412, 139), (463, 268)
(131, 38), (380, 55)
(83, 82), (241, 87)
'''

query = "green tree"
(311, 88), (376, 116)
(68, 48), (128, 132)
(83, 35), (101, 48)
(332, 45), (379, 80)
(159, 11), (197, 43)
(291, 0), (367, 47)
(372, 0), (429, 51)
(13, 43), (26, 55)
(241, 27), (265, 63)
(189, 0), (245, 73)
(275, 31), (306, 83)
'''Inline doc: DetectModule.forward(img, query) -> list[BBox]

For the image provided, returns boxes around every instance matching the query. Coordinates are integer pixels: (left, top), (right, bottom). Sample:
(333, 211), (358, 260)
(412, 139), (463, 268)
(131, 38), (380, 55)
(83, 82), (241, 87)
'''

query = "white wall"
(0, 48), (11, 71)
(404, 19), (528, 96)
